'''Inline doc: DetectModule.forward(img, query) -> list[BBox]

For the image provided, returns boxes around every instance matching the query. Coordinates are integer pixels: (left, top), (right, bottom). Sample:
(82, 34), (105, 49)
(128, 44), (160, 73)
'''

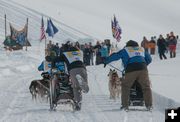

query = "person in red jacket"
(168, 32), (177, 58)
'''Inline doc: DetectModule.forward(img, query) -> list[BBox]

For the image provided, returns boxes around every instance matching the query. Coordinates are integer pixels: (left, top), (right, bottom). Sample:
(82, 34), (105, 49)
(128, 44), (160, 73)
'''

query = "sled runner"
(125, 106), (152, 112)
(129, 80), (144, 106)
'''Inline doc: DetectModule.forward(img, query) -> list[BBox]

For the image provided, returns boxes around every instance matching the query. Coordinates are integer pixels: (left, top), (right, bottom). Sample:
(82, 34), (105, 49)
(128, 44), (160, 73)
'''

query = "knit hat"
(126, 40), (139, 47)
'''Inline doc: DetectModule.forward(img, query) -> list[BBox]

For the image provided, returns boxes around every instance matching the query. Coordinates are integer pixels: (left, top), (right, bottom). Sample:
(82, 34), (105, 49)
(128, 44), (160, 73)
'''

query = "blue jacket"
(100, 46), (109, 57)
(105, 47), (152, 69)
(38, 60), (65, 73)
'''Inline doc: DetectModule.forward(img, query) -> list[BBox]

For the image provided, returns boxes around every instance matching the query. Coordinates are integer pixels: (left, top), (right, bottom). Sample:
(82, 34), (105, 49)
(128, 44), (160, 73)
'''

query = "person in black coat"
(157, 35), (167, 60)
(89, 42), (94, 65)
(93, 41), (102, 65)
(83, 43), (91, 66)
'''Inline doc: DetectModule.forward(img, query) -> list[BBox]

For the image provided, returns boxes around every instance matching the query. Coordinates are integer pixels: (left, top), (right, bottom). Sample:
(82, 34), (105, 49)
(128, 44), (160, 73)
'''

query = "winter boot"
(146, 106), (153, 111)
(120, 106), (129, 112)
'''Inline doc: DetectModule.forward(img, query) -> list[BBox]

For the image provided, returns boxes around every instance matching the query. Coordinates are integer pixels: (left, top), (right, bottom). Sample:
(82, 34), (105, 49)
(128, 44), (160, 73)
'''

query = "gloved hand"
(45, 56), (52, 62)
(51, 61), (56, 69)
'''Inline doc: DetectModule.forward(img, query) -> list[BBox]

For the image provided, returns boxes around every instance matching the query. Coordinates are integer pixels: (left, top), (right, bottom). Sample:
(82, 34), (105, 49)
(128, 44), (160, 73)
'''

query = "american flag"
(111, 20), (116, 38)
(112, 15), (122, 42)
(40, 17), (46, 41)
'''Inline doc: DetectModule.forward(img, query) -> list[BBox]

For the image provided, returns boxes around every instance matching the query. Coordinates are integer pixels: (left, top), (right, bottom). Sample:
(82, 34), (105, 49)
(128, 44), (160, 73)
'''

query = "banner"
(10, 23), (28, 46)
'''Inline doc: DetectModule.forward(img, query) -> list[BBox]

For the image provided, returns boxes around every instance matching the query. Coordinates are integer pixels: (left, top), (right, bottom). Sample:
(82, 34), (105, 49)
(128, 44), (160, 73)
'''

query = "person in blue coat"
(38, 60), (66, 73)
(104, 40), (153, 111)
(100, 42), (109, 63)
(38, 50), (67, 75)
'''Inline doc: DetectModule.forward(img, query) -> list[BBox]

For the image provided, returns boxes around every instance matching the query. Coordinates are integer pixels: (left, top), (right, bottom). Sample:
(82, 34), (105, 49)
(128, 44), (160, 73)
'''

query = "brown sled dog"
(29, 73), (50, 101)
(108, 69), (122, 100)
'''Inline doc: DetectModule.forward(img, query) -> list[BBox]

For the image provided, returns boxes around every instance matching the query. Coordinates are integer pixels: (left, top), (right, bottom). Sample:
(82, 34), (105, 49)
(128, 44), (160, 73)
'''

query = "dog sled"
(129, 80), (144, 106)
(49, 69), (76, 111)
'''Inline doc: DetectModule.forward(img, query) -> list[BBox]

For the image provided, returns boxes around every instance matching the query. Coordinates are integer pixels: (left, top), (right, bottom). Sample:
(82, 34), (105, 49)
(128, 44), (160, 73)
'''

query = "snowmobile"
(49, 68), (76, 111)
(129, 80), (144, 106)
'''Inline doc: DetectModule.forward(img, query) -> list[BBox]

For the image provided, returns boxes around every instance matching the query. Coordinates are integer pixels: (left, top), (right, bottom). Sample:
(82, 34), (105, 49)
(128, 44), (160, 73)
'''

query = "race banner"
(10, 23), (28, 46)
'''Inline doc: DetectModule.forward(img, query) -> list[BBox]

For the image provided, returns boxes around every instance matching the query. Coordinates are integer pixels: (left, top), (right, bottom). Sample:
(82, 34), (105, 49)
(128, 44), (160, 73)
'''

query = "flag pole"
(4, 14), (7, 38)
(45, 37), (47, 49)
(42, 15), (47, 49)
(44, 17), (47, 56)
(44, 37), (47, 58)
(116, 37), (118, 48)
(114, 14), (117, 48)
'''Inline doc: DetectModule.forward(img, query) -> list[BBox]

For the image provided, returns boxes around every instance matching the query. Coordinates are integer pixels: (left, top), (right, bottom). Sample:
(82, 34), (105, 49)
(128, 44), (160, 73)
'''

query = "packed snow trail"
(0, 48), (168, 122)
(0, 0), (180, 121)
(0, 46), (180, 122)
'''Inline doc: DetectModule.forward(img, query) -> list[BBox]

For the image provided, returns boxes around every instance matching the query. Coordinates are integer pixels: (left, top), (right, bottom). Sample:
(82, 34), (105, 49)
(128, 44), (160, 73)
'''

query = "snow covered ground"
(0, 0), (180, 122)
(0, 44), (180, 122)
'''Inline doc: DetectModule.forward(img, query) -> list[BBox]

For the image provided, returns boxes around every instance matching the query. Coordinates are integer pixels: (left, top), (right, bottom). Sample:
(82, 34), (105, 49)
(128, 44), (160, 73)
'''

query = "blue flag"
(49, 19), (58, 34)
(46, 19), (58, 37)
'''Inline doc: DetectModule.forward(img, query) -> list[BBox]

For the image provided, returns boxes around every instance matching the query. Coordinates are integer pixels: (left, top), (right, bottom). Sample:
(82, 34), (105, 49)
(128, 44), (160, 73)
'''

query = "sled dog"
(108, 69), (122, 99)
(29, 79), (49, 101)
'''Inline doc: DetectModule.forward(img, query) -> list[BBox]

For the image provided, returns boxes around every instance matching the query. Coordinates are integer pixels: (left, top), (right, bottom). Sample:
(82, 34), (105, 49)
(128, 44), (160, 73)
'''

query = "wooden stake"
(26, 18), (28, 51)
(5, 14), (7, 38)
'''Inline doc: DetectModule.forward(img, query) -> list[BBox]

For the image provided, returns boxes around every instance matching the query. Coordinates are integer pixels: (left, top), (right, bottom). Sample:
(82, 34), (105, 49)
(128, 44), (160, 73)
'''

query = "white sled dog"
(108, 69), (122, 100)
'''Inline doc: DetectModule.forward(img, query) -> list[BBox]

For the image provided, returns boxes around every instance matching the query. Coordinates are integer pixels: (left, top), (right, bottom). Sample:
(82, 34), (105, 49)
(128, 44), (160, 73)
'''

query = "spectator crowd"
(141, 31), (178, 60)
(45, 39), (116, 66)
(45, 31), (178, 66)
